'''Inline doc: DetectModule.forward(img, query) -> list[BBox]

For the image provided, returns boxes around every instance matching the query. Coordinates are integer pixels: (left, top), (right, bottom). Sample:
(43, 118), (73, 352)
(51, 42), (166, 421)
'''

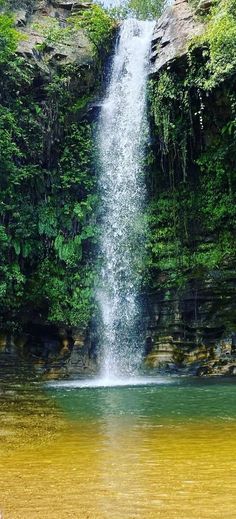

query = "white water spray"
(97, 18), (155, 380)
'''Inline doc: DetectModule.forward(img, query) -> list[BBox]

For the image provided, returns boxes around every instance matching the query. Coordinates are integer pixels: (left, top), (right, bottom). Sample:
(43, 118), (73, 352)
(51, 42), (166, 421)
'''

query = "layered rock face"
(0, 326), (97, 379)
(144, 285), (236, 375)
(14, 0), (96, 92)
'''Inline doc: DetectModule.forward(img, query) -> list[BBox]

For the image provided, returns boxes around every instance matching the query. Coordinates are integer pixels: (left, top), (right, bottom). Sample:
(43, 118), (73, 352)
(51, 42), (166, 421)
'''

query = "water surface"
(0, 377), (235, 518)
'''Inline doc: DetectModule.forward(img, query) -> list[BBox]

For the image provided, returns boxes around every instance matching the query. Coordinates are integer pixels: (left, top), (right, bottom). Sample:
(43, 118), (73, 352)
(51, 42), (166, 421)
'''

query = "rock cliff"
(145, 0), (236, 376)
(150, 0), (204, 74)
(15, 0), (94, 66)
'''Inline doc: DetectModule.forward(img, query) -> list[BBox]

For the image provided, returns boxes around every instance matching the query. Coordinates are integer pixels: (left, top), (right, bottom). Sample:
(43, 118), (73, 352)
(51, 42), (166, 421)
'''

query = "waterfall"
(97, 18), (155, 380)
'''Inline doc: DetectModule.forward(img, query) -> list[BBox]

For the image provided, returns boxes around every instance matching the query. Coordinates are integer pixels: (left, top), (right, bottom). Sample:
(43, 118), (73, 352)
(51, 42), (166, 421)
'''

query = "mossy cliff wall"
(144, 0), (236, 374)
(0, 0), (115, 376)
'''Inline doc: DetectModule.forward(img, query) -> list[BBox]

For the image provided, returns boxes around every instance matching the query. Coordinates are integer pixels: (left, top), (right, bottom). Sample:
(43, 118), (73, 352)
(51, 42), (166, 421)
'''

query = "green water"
(48, 376), (236, 423)
(0, 376), (235, 519)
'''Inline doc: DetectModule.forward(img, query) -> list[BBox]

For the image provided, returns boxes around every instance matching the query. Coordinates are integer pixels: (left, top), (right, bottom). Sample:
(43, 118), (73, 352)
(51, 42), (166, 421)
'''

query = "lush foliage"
(69, 4), (115, 54)
(0, 13), (21, 63)
(0, 13), (99, 331)
(1, 0), (236, 336)
(128, 0), (164, 19)
(109, 0), (164, 20)
(191, 0), (236, 88)
(146, 0), (236, 291)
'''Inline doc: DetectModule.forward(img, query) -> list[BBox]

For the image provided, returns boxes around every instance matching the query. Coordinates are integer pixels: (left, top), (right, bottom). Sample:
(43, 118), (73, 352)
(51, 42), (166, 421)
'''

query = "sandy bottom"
(0, 381), (235, 519)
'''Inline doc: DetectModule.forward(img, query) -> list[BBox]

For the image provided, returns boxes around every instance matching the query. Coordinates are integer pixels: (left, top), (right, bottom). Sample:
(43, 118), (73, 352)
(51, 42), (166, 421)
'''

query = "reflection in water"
(0, 378), (236, 518)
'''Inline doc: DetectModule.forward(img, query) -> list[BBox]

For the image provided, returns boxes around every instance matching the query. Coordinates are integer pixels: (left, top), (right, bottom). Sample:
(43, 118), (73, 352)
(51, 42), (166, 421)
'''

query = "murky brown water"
(0, 377), (235, 518)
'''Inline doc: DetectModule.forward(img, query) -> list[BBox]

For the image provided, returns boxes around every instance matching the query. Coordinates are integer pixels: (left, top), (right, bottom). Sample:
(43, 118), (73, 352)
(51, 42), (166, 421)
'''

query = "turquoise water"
(48, 377), (236, 423)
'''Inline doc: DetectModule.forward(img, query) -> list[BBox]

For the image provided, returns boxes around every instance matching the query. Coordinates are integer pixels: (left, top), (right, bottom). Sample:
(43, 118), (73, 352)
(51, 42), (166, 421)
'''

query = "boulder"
(150, 0), (204, 75)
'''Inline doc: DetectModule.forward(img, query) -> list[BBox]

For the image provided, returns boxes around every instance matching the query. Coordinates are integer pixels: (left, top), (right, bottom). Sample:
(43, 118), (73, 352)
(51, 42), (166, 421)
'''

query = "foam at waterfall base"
(47, 375), (172, 389)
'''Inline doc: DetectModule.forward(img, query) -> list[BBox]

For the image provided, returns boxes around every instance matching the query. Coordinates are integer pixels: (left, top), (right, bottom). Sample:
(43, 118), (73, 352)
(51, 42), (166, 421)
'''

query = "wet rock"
(0, 334), (7, 352)
(143, 270), (236, 375)
(17, 22), (93, 68)
(51, 0), (92, 10)
(145, 336), (175, 368)
(0, 322), (98, 379)
(194, 356), (236, 377)
(71, 330), (85, 348)
(218, 337), (232, 356)
(66, 341), (96, 375)
(185, 345), (210, 363)
(150, 0), (204, 75)
(43, 366), (68, 379)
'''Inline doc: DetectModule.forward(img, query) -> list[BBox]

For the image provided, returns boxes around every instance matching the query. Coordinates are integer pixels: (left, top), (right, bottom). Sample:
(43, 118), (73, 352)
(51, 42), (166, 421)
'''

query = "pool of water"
(0, 376), (235, 518)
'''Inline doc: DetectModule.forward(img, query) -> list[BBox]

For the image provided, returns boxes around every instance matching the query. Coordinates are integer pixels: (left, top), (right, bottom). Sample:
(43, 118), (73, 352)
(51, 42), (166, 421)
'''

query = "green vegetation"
(146, 0), (236, 291)
(0, 0), (236, 338)
(109, 0), (164, 20)
(0, 11), (101, 331)
(128, 0), (164, 19)
(0, 13), (21, 62)
(192, 0), (236, 88)
(69, 4), (116, 53)
(33, 4), (115, 56)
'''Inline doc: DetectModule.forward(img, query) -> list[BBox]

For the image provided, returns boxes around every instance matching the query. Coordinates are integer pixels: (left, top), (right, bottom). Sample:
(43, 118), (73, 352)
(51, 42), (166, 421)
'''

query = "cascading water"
(97, 18), (155, 381)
